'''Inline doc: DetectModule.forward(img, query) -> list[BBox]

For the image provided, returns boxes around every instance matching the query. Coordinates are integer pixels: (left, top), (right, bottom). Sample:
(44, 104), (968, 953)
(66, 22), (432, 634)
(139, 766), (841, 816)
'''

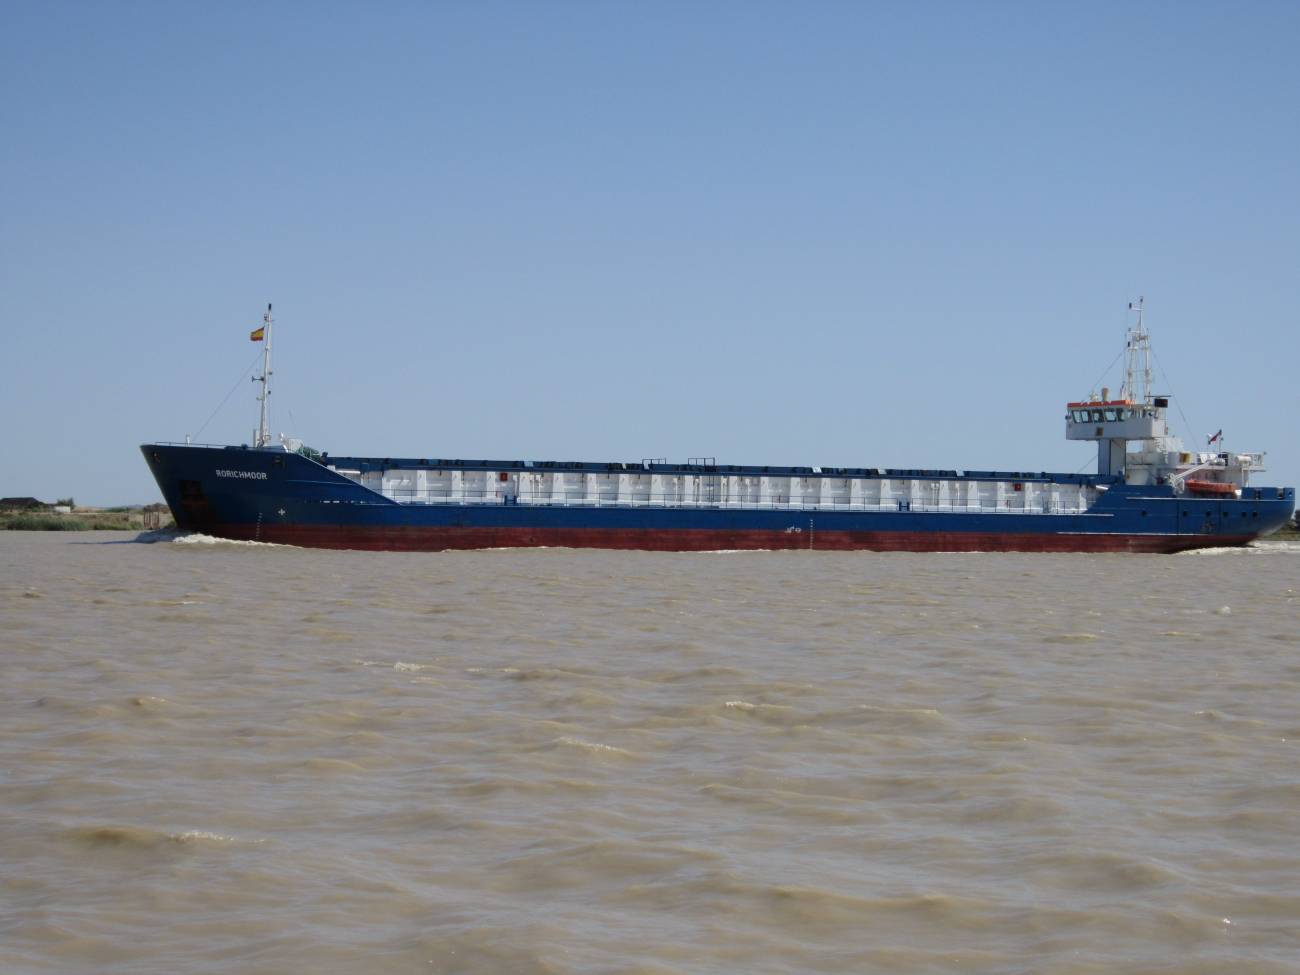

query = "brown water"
(2, 531), (1298, 974)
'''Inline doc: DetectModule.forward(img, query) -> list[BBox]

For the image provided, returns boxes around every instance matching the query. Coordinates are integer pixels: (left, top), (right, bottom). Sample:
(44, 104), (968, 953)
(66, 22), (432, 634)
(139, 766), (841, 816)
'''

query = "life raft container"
(1185, 479), (1238, 497)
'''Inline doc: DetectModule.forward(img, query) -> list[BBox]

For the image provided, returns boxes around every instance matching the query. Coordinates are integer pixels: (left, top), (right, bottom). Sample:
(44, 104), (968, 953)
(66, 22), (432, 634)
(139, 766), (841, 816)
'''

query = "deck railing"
(366, 487), (1091, 516)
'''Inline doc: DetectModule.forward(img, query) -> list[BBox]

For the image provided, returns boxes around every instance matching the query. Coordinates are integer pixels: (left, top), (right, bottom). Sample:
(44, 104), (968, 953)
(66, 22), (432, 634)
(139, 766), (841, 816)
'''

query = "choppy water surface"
(2, 532), (1298, 974)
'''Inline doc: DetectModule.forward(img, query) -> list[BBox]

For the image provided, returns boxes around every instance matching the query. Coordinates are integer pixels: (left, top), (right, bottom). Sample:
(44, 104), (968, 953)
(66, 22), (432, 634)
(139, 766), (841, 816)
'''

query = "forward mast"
(254, 303), (273, 447)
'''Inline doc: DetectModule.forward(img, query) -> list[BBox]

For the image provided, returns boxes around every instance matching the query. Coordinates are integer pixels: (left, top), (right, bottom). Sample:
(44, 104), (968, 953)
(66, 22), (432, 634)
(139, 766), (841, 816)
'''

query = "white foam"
(1180, 540), (1300, 556)
(1256, 540), (1300, 553)
(171, 533), (284, 548)
(554, 736), (632, 756)
(172, 830), (241, 844)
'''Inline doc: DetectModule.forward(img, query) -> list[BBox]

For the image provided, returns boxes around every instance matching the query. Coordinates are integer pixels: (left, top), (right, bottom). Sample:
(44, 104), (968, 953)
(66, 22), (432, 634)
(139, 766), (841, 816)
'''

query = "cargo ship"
(142, 301), (1294, 552)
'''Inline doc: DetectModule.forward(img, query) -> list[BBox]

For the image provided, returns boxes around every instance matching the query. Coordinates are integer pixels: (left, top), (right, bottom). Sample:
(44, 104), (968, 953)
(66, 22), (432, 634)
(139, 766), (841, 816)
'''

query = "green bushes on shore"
(2, 514), (93, 531)
(1, 512), (170, 531)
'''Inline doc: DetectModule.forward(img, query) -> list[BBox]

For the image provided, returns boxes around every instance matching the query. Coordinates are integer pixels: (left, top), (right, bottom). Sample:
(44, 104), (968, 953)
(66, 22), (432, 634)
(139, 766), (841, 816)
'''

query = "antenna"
(254, 303), (273, 447)
(1121, 297), (1153, 404)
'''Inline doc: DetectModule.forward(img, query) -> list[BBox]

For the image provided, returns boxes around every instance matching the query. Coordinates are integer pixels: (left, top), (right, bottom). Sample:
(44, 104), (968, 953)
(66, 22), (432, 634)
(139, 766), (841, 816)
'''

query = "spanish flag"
(250, 326), (265, 342)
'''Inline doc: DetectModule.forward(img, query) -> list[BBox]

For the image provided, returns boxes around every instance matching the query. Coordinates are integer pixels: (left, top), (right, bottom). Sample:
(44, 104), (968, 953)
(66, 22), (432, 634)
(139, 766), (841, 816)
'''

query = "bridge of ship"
(1064, 397), (1265, 489)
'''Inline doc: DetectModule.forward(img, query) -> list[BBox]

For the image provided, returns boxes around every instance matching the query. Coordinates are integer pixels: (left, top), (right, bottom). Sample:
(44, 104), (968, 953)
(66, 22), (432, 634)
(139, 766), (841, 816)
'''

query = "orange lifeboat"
(1185, 479), (1238, 497)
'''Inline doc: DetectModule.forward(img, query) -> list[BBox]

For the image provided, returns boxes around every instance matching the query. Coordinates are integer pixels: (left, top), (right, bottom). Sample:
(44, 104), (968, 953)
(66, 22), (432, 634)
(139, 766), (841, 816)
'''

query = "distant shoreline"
(1, 509), (175, 532)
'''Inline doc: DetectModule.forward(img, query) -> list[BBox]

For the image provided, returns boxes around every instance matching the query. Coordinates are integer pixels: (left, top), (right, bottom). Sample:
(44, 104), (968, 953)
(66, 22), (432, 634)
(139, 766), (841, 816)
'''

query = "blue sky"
(2, 1), (1296, 504)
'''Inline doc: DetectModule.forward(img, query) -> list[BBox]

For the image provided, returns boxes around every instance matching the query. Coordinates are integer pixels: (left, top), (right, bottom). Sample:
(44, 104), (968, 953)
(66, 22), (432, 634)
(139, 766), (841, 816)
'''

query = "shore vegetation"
(1, 509), (174, 531)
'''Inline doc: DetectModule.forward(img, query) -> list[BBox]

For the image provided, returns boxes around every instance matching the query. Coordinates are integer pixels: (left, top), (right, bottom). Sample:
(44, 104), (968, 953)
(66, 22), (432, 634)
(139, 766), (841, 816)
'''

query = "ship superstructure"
(1065, 298), (1265, 496)
(142, 301), (1294, 552)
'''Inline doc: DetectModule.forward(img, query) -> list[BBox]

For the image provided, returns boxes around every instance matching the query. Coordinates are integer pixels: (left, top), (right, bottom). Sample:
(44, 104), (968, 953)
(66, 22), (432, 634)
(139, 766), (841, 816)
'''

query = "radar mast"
(1121, 297), (1154, 405)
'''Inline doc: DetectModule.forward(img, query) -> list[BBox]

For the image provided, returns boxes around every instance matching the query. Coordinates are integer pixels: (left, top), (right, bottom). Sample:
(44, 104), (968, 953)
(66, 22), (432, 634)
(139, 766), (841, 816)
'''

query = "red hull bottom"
(197, 524), (1257, 554)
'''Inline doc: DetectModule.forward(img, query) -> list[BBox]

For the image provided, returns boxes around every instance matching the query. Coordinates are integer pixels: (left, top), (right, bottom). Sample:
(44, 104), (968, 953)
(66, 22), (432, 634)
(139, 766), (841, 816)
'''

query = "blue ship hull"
(141, 444), (1295, 553)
